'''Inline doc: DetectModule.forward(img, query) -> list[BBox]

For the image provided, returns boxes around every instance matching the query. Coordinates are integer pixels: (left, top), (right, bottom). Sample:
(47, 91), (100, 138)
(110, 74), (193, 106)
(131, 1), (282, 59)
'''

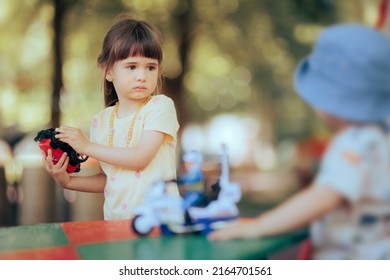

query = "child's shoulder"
(333, 125), (387, 150)
(338, 125), (385, 139)
(151, 94), (174, 103)
(92, 106), (115, 121)
(148, 94), (175, 109)
(97, 106), (114, 115)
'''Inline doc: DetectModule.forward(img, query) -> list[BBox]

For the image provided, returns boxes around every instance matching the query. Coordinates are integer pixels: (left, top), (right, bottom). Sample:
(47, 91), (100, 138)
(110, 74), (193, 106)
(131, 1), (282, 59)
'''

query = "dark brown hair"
(97, 16), (163, 107)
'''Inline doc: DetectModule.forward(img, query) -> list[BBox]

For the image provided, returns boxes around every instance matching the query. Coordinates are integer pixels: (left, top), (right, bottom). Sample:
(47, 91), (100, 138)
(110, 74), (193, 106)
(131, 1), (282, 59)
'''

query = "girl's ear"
(105, 69), (113, 82)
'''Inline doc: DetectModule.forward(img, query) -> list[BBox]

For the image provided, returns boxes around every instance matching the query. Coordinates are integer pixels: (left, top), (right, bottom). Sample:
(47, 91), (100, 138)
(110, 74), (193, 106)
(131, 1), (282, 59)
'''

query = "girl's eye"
(147, 66), (156, 71)
(127, 65), (136, 70)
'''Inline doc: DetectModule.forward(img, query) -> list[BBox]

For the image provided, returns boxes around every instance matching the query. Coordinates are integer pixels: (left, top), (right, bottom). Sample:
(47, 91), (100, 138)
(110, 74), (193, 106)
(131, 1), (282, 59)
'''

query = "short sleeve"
(314, 127), (383, 202)
(89, 114), (98, 143)
(89, 107), (111, 145)
(143, 95), (180, 142)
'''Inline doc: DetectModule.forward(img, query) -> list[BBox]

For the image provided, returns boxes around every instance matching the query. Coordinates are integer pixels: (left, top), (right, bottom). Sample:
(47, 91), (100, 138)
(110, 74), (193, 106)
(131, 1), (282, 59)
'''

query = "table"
(0, 219), (307, 260)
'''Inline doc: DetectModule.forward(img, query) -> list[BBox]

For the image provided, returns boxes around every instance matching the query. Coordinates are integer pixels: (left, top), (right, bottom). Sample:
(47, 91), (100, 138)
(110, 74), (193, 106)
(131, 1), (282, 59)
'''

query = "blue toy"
(131, 144), (241, 236)
(177, 150), (204, 190)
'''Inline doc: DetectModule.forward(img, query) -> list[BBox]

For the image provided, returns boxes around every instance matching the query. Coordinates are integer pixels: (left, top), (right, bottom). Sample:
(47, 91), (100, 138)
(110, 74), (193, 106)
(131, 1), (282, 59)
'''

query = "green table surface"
(0, 219), (308, 260)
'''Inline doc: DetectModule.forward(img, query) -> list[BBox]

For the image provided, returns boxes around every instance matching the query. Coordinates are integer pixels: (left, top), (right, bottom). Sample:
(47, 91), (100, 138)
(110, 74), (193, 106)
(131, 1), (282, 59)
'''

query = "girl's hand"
(41, 149), (70, 188)
(55, 126), (90, 155)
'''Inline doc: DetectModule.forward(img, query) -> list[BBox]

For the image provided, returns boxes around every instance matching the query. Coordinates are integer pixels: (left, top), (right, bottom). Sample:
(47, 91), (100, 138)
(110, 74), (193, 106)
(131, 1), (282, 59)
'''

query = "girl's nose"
(136, 70), (146, 82)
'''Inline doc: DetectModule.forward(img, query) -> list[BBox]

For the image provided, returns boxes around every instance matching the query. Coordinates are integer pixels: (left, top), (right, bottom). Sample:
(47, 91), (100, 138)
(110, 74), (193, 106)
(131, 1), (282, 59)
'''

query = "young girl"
(42, 16), (180, 220)
(209, 24), (390, 259)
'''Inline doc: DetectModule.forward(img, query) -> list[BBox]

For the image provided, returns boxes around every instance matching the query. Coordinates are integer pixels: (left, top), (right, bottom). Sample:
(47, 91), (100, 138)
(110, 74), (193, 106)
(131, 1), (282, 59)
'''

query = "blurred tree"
(51, 0), (75, 128)
(0, 0), (380, 154)
(163, 0), (196, 128)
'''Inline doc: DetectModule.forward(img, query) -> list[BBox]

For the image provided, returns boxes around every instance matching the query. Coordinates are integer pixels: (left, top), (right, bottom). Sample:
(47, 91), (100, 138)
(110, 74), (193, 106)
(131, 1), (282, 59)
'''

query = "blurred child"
(208, 24), (390, 259)
(41, 16), (179, 220)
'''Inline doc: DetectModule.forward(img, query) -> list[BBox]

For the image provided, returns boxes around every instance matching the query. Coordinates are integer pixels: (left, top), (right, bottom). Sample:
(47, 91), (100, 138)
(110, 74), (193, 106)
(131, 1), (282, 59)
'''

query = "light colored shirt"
(90, 95), (179, 219)
(311, 125), (390, 259)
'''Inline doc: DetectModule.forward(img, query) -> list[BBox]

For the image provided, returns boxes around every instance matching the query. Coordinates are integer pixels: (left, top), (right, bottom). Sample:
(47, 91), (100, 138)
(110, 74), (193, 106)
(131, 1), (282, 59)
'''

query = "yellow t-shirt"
(90, 95), (180, 219)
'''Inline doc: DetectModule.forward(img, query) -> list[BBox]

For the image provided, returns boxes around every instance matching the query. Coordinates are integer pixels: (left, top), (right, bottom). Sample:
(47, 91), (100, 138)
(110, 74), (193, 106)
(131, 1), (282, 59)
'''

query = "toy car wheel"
(76, 154), (88, 162)
(69, 150), (88, 163)
(131, 214), (153, 236)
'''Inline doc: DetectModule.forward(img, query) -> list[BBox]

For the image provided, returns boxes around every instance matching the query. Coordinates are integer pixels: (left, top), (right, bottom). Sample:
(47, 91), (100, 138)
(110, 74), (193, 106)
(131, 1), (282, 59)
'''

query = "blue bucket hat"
(294, 24), (390, 122)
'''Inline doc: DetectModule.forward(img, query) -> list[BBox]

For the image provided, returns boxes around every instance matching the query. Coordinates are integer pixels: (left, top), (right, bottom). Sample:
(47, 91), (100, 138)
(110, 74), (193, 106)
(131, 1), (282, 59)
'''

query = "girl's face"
(106, 56), (159, 102)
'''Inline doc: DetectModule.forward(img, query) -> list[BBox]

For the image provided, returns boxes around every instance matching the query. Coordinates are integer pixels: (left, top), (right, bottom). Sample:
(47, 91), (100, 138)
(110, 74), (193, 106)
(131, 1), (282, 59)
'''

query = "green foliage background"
(0, 0), (379, 153)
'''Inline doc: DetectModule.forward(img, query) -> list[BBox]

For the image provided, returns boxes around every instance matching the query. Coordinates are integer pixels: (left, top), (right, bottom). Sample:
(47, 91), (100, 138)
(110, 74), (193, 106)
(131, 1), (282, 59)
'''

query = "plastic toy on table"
(177, 150), (205, 191)
(131, 144), (241, 236)
(34, 128), (89, 173)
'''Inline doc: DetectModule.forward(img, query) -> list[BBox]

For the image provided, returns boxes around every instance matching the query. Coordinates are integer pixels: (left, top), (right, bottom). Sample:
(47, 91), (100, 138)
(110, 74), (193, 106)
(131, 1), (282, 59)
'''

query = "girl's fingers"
(44, 149), (68, 170)
(56, 125), (72, 133)
(57, 152), (68, 166)
(46, 149), (53, 167)
(55, 126), (73, 141)
(62, 156), (69, 172)
(55, 127), (66, 137)
(55, 153), (69, 173)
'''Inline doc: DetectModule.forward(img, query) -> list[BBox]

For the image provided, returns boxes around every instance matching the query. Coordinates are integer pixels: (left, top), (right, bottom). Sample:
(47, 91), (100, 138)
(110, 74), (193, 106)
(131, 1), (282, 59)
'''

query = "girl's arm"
(42, 149), (106, 193)
(208, 185), (345, 241)
(55, 126), (165, 171)
(64, 165), (106, 193)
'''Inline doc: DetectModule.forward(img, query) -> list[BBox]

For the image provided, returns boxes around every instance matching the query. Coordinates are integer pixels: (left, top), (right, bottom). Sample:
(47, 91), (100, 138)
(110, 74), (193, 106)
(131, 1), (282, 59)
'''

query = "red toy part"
(39, 138), (79, 173)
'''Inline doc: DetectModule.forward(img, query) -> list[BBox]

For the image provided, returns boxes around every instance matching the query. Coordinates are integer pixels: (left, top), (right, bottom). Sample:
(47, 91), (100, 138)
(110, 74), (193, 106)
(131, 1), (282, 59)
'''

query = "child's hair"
(97, 16), (163, 107)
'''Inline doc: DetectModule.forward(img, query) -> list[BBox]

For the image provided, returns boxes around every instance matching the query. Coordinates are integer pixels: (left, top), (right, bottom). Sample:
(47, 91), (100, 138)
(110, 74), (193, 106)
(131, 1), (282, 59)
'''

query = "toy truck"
(34, 128), (88, 173)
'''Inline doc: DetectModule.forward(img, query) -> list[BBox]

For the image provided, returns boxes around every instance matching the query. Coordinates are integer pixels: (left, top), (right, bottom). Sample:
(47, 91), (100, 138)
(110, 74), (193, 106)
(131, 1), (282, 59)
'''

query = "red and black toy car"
(34, 128), (88, 173)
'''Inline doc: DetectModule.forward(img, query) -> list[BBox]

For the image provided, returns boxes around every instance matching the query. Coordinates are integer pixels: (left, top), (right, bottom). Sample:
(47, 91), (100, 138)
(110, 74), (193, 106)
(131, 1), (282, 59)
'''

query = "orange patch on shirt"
(342, 150), (361, 164)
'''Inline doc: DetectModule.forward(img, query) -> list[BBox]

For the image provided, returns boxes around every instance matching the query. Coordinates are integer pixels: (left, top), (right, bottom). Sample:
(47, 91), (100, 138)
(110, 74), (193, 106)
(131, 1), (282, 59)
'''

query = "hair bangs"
(113, 24), (162, 63)
(127, 40), (162, 63)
